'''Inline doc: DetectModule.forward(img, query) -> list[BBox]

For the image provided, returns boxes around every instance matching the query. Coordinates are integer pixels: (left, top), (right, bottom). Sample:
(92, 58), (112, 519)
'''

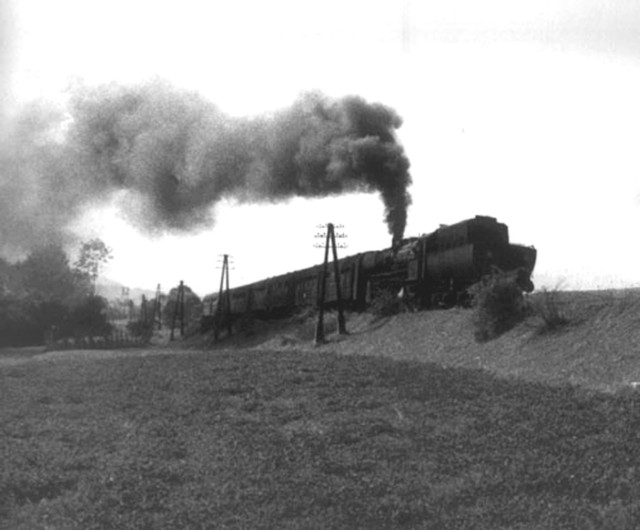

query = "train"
(202, 215), (536, 326)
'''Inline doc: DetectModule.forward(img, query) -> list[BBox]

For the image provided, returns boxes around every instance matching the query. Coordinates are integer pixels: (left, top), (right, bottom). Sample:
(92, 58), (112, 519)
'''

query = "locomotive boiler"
(202, 215), (536, 323)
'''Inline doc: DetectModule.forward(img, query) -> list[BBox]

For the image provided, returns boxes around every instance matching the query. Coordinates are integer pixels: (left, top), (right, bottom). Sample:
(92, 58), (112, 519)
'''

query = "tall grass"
(529, 287), (570, 334)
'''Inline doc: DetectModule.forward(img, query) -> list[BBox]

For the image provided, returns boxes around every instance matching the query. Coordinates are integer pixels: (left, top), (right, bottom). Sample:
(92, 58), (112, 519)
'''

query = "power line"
(314, 223), (348, 249)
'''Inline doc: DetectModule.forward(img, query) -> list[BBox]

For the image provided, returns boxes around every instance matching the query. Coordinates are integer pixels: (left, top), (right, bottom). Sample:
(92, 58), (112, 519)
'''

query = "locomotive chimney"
(392, 236), (401, 252)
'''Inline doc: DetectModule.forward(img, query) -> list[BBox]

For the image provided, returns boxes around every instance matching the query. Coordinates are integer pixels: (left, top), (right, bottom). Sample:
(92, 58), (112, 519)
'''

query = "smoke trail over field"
(0, 82), (411, 254)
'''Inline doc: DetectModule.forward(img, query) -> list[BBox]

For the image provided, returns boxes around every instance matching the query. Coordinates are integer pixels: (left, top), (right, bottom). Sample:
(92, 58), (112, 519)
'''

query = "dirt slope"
(213, 289), (640, 393)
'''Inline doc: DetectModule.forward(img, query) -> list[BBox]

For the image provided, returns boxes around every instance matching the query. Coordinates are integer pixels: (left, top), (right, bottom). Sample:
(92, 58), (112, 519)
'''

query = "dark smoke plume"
(0, 82), (411, 255)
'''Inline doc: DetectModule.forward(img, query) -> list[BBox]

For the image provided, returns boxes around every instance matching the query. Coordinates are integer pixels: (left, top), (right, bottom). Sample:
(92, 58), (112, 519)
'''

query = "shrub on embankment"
(471, 276), (526, 342)
(471, 278), (574, 342)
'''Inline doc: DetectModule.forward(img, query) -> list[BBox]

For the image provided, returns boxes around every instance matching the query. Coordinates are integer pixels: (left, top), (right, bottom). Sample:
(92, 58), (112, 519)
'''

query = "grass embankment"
(3, 349), (640, 528)
(244, 289), (640, 393)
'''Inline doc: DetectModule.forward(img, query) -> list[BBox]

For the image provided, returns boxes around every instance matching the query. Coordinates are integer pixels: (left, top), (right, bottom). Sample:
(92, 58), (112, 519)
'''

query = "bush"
(370, 287), (402, 318)
(472, 276), (525, 342)
(65, 295), (112, 338)
(162, 285), (202, 327)
(530, 288), (569, 334)
(0, 296), (42, 346)
(126, 320), (154, 341)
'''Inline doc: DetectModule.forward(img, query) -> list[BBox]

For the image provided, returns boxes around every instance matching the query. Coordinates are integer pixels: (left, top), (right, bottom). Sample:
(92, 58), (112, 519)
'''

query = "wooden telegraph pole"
(170, 280), (185, 341)
(152, 283), (162, 330)
(214, 254), (232, 342)
(315, 223), (347, 344)
(140, 295), (148, 326)
(331, 227), (347, 336)
(315, 229), (331, 344)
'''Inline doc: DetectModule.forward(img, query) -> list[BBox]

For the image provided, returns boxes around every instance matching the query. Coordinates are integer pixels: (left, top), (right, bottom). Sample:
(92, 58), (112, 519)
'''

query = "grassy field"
(3, 347), (640, 529)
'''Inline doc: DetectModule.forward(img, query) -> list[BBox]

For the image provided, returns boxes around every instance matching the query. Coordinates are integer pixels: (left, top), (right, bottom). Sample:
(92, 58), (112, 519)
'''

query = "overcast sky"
(3, 0), (640, 295)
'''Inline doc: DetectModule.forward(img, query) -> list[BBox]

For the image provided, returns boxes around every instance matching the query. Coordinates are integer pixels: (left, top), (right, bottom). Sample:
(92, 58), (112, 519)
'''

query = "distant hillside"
(96, 278), (157, 301)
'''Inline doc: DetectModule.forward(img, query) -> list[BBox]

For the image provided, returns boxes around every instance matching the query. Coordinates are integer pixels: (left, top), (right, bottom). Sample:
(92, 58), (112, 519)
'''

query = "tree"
(74, 239), (112, 294)
(20, 244), (83, 303)
(11, 244), (89, 345)
(0, 244), (112, 346)
(162, 284), (202, 329)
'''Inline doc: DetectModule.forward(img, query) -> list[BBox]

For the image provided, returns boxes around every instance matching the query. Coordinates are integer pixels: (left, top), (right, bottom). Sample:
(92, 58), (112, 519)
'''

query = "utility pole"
(214, 254), (232, 342)
(152, 283), (162, 330)
(170, 281), (185, 341)
(121, 286), (132, 323)
(331, 227), (347, 336)
(315, 223), (347, 344)
(141, 295), (148, 327)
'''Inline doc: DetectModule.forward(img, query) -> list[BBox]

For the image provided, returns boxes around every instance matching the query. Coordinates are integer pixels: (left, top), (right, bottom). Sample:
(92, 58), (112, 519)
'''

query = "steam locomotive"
(202, 215), (536, 322)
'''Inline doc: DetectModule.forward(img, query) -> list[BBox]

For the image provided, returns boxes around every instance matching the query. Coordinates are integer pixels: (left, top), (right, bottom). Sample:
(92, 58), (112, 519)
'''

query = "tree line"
(0, 240), (112, 347)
